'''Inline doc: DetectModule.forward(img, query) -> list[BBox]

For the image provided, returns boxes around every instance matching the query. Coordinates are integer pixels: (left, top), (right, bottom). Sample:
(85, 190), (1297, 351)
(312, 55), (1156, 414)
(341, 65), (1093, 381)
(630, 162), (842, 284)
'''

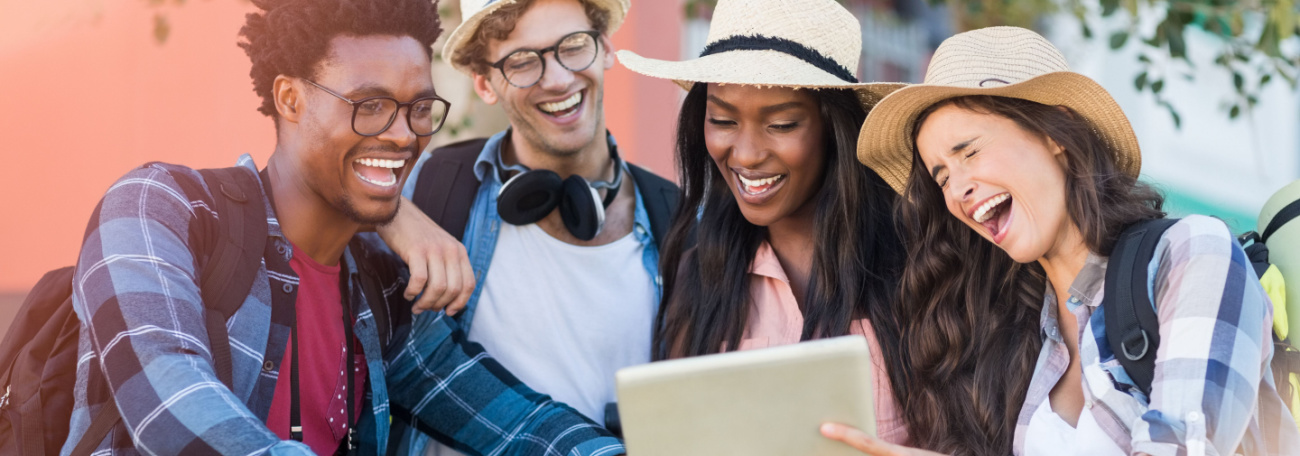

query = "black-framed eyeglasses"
(489, 30), (602, 88)
(302, 79), (451, 137)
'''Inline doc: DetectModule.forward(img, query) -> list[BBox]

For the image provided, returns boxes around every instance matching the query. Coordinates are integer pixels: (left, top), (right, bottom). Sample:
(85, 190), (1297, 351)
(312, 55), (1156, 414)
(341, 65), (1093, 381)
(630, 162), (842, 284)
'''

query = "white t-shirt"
(1024, 398), (1126, 456)
(427, 222), (655, 456)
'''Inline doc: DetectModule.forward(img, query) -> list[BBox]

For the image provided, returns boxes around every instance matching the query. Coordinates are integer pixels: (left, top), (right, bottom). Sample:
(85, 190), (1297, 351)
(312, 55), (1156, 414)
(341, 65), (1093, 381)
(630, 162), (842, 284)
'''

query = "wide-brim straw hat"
(443, 0), (631, 75)
(857, 26), (1141, 193)
(616, 0), (904, 104)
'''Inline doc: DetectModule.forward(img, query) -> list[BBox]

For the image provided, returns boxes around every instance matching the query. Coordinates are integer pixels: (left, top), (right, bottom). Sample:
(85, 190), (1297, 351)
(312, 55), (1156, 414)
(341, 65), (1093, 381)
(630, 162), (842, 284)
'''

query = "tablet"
(615, 335), (875, 456)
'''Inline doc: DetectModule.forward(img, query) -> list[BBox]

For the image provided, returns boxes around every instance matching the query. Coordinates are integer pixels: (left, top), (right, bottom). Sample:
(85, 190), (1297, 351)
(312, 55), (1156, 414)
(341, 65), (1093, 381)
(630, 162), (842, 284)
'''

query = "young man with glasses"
(377, 0), (678, 454)
(63, 0), (622, 454)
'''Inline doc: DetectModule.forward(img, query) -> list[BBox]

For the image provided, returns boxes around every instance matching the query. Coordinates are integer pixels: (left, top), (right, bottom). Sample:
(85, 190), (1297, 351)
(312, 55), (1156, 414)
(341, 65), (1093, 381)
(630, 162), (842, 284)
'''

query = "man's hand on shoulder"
(377, 197), (475, 316)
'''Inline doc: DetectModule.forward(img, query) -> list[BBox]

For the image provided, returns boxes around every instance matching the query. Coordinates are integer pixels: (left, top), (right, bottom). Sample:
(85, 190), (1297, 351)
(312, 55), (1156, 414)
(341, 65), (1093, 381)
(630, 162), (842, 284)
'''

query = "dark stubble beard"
(512, 88), (605, 158)
(334, 192), (401, 226)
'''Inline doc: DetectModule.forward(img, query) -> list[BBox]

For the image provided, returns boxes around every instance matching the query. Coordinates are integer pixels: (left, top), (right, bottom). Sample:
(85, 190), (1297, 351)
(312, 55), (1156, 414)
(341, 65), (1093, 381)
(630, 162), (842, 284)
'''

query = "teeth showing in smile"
(737, 174), (784, 194)
(353, 158), (406, 187)
(539, 92), (582, 114)
(973, 193), (1010, 223)
(355, 158), (406, 169)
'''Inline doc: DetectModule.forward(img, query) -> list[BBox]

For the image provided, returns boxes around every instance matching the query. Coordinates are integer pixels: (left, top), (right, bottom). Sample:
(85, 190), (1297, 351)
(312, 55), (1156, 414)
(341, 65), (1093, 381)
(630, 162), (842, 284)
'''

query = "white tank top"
(426, 222), (655, 456)
(1024, 398), (1126, 456)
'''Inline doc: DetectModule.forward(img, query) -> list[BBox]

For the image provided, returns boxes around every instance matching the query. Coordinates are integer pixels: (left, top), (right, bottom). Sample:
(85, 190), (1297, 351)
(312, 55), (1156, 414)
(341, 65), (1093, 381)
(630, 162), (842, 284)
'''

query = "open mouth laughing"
(732, 167), (788, 204)
(537, 90), (583, 119)
(738, 173), (785, 195)
(352, 157), (406, 188)
(970, 192), (1014, 244)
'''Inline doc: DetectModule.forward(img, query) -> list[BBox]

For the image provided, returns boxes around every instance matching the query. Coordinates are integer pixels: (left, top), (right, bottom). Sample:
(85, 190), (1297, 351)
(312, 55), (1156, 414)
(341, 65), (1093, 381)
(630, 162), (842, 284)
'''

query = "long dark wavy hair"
(654, 83), (909, 392)
(894, 95), (1165, 455)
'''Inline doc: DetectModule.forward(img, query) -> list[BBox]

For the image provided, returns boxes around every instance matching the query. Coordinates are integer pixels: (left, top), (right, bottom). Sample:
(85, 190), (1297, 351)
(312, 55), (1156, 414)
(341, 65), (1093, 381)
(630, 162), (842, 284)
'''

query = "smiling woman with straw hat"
(619, 0), (914, 446)
(829, 26), (1300, 456)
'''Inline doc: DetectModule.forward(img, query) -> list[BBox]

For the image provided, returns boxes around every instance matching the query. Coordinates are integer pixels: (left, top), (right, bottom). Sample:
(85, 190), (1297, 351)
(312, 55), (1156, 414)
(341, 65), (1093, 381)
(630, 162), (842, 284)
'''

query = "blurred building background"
(1, 0), (1297, 321)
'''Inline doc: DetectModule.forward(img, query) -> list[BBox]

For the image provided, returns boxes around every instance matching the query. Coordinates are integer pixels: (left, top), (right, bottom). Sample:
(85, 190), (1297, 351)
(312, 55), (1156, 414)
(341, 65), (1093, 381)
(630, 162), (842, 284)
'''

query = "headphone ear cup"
(498, 170), (563, 226)
(559, 175), (605, 241)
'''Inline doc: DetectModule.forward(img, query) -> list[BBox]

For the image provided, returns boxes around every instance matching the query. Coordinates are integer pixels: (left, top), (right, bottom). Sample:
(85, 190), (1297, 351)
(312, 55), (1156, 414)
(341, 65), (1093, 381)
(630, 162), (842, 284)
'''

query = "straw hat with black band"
(616, 0), (904, 104)
(857, 26), (1142, 194)
(443, 0), (630, 75)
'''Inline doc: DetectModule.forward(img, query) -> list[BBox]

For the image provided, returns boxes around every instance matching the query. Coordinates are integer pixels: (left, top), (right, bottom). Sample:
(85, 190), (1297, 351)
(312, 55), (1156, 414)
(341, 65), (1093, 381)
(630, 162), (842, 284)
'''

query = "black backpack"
(0, 165), (268, 456)
(1103, 212), (1300, 410)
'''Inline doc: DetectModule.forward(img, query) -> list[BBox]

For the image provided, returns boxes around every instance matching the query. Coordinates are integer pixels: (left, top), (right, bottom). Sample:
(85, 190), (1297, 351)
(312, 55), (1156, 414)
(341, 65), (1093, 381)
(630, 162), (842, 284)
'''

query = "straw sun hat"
(616, 0), (904, 103)
(442, 0), (631, 74)
(857, 26), (1142, 194)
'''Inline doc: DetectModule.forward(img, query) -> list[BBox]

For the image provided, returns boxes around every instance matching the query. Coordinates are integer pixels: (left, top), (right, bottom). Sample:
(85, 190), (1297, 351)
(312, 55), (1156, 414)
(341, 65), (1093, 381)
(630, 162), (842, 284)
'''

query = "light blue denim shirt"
(401, 129), (662, 332)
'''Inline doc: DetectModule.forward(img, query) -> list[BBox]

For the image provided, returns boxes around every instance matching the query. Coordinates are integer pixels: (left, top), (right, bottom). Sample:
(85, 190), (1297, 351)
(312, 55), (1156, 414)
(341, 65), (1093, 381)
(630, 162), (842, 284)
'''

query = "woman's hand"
(820, 423), (947, 456)
(376, 197), (476, 316)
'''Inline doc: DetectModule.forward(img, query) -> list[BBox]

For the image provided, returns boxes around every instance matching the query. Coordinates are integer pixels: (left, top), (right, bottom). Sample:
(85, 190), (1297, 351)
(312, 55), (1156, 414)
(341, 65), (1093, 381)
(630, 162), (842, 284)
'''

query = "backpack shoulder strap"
(411, 138), (488, 242)
(1261, 198), (1300, 243)
(628, 164), (680, 249)
(1103, 217), (1178, 397)
(194, 166), (268, 388)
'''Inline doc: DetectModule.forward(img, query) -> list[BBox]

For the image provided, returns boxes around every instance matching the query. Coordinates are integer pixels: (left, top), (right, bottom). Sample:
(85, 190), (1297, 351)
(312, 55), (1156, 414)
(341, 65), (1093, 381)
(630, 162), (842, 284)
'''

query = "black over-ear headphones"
(495, 143), (625, 241)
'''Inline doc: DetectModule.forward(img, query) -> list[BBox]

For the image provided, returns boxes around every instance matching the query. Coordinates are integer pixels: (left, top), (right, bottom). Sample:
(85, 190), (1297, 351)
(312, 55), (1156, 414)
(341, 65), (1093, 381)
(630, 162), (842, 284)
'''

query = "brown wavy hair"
(452, 0), (611, 75)
(893, 95), (1164, 455)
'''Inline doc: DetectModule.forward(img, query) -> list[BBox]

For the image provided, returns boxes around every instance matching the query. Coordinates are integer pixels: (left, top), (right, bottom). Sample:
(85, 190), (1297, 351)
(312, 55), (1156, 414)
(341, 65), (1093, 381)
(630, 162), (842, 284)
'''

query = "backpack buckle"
(1121, 330), (1151, 361)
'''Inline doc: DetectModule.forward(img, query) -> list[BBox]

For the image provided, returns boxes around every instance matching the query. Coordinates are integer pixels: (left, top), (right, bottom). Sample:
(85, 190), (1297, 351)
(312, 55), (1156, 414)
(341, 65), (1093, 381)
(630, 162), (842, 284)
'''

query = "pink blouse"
(735, 241), (909, 445)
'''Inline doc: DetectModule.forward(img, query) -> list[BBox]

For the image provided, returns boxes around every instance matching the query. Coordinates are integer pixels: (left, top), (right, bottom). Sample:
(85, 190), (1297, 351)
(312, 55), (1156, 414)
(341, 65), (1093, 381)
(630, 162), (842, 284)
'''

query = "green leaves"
(1101, 0), (1122, 15)
(1110, 30), (1131, 49)
(1079, 0), (1300, 126)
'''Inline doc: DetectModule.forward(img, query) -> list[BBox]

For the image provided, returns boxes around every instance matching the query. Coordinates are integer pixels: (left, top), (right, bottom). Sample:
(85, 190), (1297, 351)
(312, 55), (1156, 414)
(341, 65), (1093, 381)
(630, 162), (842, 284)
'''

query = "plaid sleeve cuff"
(569, 436), (625, 456)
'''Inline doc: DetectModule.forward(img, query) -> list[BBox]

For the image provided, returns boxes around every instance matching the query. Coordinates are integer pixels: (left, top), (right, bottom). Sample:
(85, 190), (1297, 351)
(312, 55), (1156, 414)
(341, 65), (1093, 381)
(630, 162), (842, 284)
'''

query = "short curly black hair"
(238, 0), (443, 119)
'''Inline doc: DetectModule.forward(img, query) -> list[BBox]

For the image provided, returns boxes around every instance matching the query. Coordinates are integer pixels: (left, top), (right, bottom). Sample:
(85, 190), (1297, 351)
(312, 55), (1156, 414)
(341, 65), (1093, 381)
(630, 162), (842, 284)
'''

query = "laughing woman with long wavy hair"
(822, 27), (1300, 456)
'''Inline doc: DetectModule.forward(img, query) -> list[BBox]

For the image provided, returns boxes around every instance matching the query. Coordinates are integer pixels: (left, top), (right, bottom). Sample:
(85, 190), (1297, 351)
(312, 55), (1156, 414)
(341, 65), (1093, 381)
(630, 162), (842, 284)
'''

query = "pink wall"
(606, 0), (683, 178)
(0, 1), (275, 292)
(0, 0), (684, 293)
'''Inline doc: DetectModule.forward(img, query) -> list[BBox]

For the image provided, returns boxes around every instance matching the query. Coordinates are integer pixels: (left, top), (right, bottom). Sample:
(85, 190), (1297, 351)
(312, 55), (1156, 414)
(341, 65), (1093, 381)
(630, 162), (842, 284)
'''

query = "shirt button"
(262, 360), (274, 372)
(635, 226), (646, 236)
(282, 283), (294, 293)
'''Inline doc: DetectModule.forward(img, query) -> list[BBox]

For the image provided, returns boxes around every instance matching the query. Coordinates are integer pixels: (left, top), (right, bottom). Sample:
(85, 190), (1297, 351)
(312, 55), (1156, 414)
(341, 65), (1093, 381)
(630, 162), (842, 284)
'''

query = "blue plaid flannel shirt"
(1013, 215), (1300, 456)
(63, 156), (623, 455)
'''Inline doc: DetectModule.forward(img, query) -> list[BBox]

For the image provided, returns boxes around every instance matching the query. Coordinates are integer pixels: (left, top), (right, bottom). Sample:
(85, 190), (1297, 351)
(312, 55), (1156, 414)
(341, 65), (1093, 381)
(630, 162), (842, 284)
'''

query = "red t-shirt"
(266, 246), (367, 454)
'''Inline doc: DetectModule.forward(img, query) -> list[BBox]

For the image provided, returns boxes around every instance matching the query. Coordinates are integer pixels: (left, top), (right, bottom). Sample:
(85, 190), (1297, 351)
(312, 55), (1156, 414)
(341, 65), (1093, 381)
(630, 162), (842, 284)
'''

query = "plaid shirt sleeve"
(71, 164), (311, 455)
(384, 308), (624, 456)
(1132, 215), (1289, 455)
